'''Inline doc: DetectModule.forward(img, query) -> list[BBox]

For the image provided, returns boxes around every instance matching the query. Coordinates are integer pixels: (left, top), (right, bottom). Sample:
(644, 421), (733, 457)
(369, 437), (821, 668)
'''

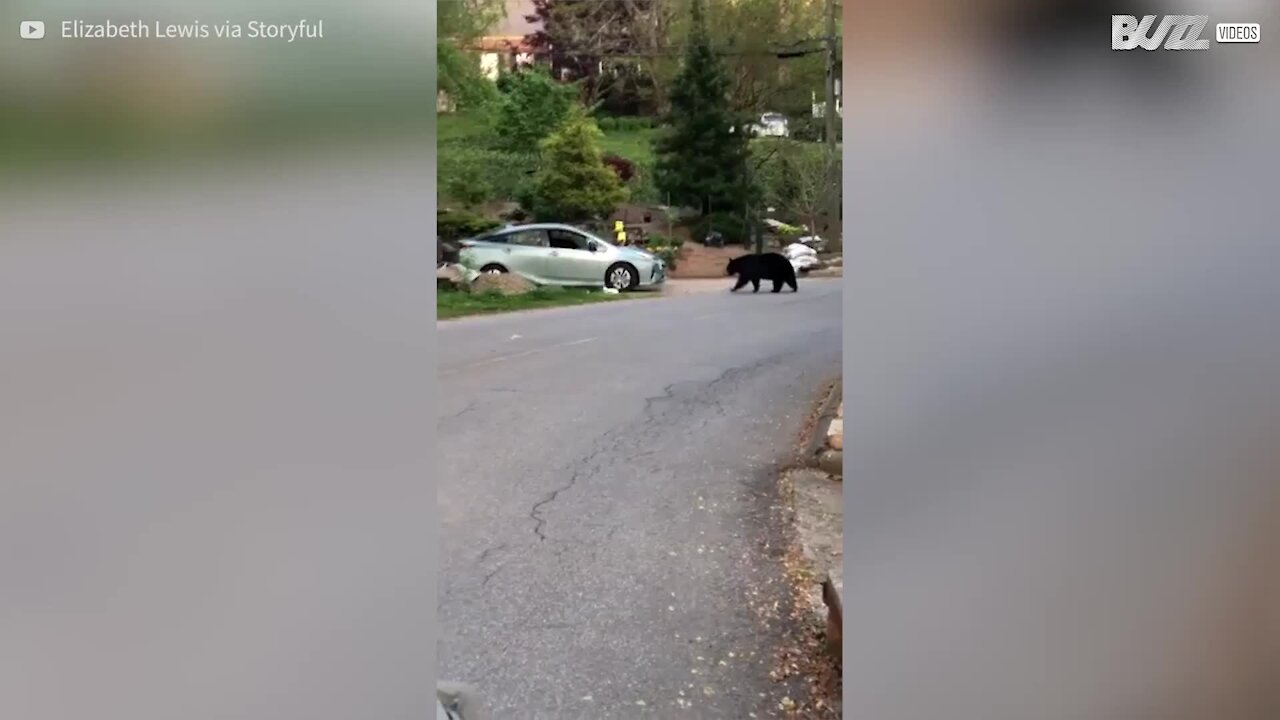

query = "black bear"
(726, 252), (798, 293)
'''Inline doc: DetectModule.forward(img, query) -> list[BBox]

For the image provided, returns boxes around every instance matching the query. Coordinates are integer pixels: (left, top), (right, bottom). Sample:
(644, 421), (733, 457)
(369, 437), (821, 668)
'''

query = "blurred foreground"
(844, 1), (1280, 719)
(2, 2), (436, 720)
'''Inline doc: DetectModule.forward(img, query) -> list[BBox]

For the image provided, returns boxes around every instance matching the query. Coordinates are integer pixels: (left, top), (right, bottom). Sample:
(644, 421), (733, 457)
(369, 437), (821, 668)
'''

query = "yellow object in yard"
(614, 220), (624, 233)
(616, 230), (628, 246)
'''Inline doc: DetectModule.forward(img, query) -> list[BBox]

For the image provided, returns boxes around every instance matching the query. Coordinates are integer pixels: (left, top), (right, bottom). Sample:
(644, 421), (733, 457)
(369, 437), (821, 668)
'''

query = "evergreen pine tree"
(653, 0), (757, 216)
(526, 108), (629, 222)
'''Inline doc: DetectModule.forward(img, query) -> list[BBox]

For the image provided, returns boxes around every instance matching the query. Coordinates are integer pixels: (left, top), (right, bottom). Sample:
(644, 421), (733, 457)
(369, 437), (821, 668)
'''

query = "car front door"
(546, 229), (607, 284)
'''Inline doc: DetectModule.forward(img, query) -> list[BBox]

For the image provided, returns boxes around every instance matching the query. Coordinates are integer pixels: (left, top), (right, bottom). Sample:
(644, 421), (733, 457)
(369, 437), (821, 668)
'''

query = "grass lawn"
(439, 111), (656, 165)
(438, 286), (634, 320)
(437, 112), (487, 144)
(598, 127), (657, 166)
(438, 110), (661, 206)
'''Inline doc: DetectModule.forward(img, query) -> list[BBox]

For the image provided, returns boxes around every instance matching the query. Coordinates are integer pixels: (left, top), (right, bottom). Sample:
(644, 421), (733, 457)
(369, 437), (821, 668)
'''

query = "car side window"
(548, 230), (588, 251)
(507, 230), (549, 247)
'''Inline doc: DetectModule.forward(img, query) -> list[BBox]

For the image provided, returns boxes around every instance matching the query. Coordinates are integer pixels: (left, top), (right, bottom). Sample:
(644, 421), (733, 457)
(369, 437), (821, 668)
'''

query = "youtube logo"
(20, 20), (46, 40)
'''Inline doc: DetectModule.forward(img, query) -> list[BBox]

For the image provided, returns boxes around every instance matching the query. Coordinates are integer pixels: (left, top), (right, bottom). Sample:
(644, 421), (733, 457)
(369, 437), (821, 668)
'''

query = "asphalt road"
(437, 280), (842, 717)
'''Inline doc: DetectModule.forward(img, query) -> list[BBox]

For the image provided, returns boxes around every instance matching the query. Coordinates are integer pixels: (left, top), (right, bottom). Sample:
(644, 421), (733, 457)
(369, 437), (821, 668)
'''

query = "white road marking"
(475, 337), (596, 366)
(441, 337), (597, 376)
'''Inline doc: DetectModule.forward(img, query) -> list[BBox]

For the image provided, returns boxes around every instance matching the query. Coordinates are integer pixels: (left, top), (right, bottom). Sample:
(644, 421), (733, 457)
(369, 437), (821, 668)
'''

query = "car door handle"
(549, 251), (559, 257)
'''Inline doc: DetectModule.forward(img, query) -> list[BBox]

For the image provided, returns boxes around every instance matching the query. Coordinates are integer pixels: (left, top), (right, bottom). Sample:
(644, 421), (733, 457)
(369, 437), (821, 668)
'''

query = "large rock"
(823, 574), (843, 662)
(470, 272), (536, 296)
(817, 449), (843, 477)
(827, 418), (843, 450)
(436, 264), (467, 292)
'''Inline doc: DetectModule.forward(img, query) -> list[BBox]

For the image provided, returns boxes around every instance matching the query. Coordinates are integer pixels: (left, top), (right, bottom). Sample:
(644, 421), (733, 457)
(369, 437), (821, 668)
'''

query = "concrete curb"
(793, 381), (845, 668)
(805, 387), (843, 478)
(822, 575), (843, 663)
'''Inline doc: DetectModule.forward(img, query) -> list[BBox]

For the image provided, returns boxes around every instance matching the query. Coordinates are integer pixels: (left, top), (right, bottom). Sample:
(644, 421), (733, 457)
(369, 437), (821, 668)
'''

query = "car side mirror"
(588, 241), (599, 252)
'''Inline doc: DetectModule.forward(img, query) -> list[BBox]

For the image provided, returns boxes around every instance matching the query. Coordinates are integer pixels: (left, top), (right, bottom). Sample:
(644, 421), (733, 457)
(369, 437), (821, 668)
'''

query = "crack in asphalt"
(450, 399), (480, 420)
(478, 542), (508, 564)
(525, 350), (804, 544)
(529, 461), (596, 542)
(481, 564), (505, 588)
(477, 542), (509, 587)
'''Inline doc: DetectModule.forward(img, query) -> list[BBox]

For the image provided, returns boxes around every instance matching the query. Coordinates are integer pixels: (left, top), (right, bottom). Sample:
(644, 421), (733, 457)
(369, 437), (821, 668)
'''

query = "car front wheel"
(606, 263), (637, 291)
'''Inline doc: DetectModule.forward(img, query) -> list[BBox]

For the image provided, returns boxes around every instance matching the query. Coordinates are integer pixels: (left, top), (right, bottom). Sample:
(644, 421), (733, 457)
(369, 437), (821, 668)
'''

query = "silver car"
(457, 223), (666, 291)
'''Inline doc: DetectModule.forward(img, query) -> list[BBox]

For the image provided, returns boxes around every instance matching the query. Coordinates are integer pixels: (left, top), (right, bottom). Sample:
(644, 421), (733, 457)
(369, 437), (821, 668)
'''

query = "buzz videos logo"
(1112, 15), (1261, 50)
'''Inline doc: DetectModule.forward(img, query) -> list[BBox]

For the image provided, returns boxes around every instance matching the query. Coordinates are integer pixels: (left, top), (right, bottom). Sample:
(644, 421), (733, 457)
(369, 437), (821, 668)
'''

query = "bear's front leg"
(751, 279), (760, 293)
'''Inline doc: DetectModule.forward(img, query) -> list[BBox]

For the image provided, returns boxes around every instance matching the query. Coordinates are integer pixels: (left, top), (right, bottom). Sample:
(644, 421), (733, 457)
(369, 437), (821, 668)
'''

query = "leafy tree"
(653, 0), (757, 216)
(525, 108), (628, 222)
(525, 0), (666, 113)
(492, 67), (581, 153)
(438, 0), (505, 109)
(645, 0), (830, 116)
(715, 0), (829, 115)
(757, 140), (841, 241)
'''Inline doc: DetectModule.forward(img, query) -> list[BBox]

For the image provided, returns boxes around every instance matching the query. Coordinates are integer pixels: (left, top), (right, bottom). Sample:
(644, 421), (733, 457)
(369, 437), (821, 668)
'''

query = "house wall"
(480, 52), (501, 81)
(494, 0), (539, 36)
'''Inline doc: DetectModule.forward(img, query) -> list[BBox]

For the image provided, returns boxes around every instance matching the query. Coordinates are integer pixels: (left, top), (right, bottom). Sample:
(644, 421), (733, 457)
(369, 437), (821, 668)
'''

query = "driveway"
(438, 279), (842, 717)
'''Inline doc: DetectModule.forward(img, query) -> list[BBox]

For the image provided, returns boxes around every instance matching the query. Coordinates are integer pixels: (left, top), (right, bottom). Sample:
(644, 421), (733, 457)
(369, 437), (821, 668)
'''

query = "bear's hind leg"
(751, 278), (760, 293)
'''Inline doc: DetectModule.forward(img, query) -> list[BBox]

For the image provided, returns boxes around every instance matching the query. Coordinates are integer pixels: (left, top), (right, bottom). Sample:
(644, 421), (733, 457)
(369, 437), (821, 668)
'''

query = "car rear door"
(496, 229), (551, 280)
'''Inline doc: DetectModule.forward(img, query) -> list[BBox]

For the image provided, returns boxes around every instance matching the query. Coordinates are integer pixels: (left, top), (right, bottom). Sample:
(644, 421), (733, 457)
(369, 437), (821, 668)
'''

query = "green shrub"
(686, 212), (750, 245)
(651, 246), (680, 269)
(775, 222), (804, 238)
(788, 116), (823, 143)
(751, 139), (833, 234)
(596, 116), (656, 132)
(442, 160), (492, 210)
(438, 145), (537, 202)
(645, 233), (683, 270)
(438, 210), (501, 241)
(628, 160), (661, 204)
(646, 233), (683, 250)
(493, 68), (580, 153)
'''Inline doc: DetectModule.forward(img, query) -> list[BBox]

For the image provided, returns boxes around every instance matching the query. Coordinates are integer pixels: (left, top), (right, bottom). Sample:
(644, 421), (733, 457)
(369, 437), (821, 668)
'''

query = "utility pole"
(823, 0), (841, 252)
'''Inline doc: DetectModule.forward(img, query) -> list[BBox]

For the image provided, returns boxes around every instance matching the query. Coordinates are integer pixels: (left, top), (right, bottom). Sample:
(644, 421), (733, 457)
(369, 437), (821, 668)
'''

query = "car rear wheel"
(479, 264), (507, 275)
(606, 263), (638, 291)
